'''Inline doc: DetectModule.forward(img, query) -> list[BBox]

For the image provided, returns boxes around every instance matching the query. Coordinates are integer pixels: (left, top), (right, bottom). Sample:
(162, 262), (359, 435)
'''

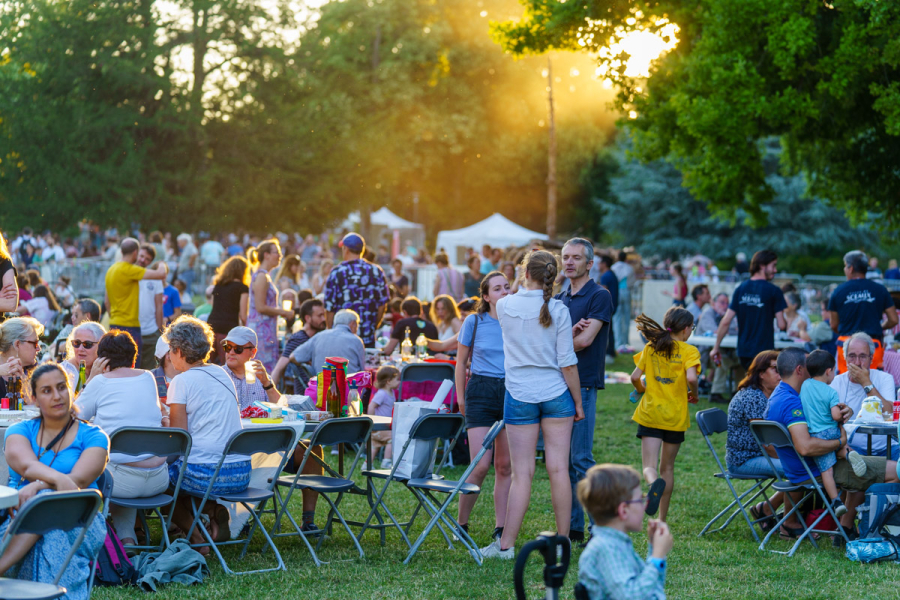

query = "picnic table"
(846, 421), (898, 457)
(688, 334), (805, 350)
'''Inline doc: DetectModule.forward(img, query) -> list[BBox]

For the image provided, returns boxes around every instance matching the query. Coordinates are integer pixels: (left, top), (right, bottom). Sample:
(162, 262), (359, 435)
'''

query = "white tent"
(436, 213), (548, 264)
(341, 207), (424, 230)
(341, 207), (425, 253)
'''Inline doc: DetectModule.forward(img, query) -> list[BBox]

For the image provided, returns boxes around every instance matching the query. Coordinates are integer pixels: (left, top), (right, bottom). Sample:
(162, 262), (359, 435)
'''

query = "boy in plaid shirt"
(577, 464), (673, 599)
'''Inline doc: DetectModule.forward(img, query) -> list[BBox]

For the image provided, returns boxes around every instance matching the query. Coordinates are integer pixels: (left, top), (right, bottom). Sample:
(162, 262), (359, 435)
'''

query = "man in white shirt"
(831, 332), (898, 459)
(610, 251), (636, 351)
(137, 244), (165, 370)
(200, 237), (226, 268)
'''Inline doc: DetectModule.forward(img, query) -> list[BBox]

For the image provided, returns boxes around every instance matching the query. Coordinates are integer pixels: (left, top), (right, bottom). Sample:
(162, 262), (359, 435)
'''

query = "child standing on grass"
(799, 349), (867, 516)
(629, 308), (699, 521)
(577, 464), (672, 600)
(368, 365), (400, 469)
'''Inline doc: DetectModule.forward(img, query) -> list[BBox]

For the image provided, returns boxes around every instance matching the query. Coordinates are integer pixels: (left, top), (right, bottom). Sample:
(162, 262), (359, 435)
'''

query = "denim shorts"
(504, 389), (575, 426)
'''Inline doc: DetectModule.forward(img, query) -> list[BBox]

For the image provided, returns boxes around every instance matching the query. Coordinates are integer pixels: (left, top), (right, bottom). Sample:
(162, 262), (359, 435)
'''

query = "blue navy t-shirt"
(827, 278), (893, 340)
(556, 279), (613, 388)
(599, 270), (619, 313)
(458, 313), (505, 378)
(729, 279), (787, 358)
(764, 382), (820, 483)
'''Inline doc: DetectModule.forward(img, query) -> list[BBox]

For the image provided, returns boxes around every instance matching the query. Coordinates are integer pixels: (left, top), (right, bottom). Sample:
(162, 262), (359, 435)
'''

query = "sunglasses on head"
(223, 343), (254, 354)
(71, 340), (96, 349)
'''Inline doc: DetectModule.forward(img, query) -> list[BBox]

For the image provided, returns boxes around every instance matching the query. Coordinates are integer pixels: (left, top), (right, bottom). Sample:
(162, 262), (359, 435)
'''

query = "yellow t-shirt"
(632, 340), (701, 432)
(104, 261), (146, 327)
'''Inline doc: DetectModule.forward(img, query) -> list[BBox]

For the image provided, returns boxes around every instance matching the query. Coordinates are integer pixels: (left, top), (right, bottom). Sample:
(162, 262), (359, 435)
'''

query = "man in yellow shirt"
(105, 238), (168, 366)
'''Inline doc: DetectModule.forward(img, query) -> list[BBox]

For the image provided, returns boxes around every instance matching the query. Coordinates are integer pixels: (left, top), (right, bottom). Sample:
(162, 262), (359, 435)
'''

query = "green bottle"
(75, 360), (87, 396)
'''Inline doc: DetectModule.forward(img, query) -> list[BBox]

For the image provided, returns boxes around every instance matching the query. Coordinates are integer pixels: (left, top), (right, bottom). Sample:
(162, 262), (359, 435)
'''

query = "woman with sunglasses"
(0, 317), (43, 398)
(75, 330), (169, 547)
(60, 321), (106, 390)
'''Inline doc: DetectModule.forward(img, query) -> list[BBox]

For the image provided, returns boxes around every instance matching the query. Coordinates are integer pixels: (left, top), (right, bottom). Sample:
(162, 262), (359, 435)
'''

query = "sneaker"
(492, 526), (504, 542)
(330, 446), (339, 456)
(451, 523), (469, 542)
(847, 450), (868, 477)
(301, 522), (324, 538)
(832, 498), (848, 517)
(380, 458), (392, 469)
(568, 530), (585, 543)
(480, 540), (514, 559)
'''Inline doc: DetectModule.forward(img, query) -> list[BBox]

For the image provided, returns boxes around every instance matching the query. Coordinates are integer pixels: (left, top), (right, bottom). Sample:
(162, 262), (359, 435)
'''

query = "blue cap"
(339, 233), (365, 253)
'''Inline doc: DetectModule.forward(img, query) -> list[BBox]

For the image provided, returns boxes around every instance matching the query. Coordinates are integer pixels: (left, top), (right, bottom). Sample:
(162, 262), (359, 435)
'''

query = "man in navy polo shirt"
(556, 237), (613, 543)
(765, 347), (897, 535)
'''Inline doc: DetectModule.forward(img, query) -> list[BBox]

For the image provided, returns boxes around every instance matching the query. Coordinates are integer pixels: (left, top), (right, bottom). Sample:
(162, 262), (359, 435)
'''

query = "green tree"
(493, 0), (900, 229)
(599, 136), (872, 272)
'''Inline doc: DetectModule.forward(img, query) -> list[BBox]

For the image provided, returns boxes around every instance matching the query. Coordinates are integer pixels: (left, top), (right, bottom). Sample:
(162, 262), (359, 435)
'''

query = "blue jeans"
(569, 387), (597, 533)
(729, 455), (785, 479)
(614, 291), (631, 349)
(503, 389), (575, 425)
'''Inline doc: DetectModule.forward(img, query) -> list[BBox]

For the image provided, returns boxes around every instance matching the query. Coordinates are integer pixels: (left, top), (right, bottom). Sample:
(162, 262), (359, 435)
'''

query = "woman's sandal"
(749, 502), (776, 532)
(645, 478), (666, 516)
(779, 524), (805, 539)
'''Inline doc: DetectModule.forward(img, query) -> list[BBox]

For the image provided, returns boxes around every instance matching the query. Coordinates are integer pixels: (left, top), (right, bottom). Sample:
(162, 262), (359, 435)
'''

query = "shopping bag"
(391, 401), (438, 480)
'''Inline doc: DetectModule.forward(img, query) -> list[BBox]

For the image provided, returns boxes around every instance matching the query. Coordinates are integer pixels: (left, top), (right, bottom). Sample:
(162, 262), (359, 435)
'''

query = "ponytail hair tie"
(666, 327), (671, 332)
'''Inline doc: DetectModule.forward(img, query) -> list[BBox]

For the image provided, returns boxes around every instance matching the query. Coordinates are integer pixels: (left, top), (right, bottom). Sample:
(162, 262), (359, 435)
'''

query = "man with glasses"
(221, 326), (281, 411)
(830, 332), (898, 459)
(829, 250), (897, 372)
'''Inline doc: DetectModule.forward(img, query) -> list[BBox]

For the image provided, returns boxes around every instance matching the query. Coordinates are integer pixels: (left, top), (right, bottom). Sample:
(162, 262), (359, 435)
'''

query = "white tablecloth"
(688, 335), (804, 350)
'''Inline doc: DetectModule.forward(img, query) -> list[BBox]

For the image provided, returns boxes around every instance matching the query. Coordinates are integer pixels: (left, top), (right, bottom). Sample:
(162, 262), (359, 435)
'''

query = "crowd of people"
(1, 219), (900, 599)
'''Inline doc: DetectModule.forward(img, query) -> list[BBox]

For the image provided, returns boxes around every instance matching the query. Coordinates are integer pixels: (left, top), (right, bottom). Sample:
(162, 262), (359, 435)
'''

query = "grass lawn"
(93, 355), (899, 600)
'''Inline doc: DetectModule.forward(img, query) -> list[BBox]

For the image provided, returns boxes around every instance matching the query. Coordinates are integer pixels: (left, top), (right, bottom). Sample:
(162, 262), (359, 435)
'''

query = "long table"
(688, 335), (806, 350)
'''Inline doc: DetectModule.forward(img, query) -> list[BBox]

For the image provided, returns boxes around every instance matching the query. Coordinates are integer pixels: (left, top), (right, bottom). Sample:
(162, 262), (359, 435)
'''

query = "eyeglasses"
(71, 340), (96, 349)
(223, 343), (254, 354)
(623, 495), (648, 506)
(847, 354), (871, 362)
(19, 340), (39, 349)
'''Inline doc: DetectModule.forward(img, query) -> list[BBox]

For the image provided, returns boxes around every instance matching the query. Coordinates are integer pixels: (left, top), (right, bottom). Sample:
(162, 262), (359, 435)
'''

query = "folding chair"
(107, 427), (192, 552)
(0, 489), (103, 600)
(404, 418), (505, 565)
(88, 468), (114, 593)
(356, 413), (462, 550)
(400, 363), (457, 466)
(695, 408), (776, 542)
(182, 426), (299, 575)
(271, 417), (373, 567)
(750, 420), (851, 556)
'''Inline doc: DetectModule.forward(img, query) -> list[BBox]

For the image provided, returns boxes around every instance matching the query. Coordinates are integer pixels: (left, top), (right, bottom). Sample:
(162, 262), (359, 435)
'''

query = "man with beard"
(711, 250), (787, 370)
(555, 237), (613, 544)
(270, 298), (326, 390)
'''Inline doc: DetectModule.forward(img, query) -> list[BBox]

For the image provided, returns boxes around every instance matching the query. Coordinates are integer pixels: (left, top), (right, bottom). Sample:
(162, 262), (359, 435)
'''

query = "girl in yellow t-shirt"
(630, 307), (700, 522)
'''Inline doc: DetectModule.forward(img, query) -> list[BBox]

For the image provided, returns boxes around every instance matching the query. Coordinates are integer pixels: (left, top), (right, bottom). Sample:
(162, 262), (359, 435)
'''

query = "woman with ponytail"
(481, 250), (584, 559)
(0, 363), (108, 598)
(630, 307), (700, 522)
(246, 239), (293, 370)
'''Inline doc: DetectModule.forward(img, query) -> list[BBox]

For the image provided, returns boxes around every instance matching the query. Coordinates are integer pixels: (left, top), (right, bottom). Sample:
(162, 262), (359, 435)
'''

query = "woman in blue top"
(0, 363), (108, 600)
(455, 271), (512, 542)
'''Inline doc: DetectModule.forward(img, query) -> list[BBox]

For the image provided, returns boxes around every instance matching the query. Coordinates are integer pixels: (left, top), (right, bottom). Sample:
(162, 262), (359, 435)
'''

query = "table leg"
(868, 434), (873, 456)
(889, 436), (892, 461)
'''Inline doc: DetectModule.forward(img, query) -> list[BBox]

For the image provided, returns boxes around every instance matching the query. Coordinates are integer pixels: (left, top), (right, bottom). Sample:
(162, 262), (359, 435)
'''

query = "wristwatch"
(863, 384), (875, 395)
(262, 383), (274, 391)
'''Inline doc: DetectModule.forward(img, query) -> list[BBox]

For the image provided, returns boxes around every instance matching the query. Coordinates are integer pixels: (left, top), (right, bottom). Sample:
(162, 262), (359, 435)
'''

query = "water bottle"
(894, 389), (900, 423)
(416, 333), (427, 360)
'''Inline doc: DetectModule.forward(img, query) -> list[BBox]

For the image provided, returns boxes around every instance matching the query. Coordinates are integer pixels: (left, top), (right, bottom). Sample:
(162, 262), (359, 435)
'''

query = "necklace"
(36, 417), (75, 464)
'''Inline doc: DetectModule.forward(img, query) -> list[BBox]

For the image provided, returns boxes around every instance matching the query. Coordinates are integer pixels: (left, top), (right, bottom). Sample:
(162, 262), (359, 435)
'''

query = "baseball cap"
(155, 337), (170, 360)
(339, 232), (365, 253)
(224, 326), (258, 347)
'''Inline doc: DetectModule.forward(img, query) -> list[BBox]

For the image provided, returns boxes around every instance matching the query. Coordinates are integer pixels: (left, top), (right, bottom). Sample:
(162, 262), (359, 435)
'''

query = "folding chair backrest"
(399, 362), (455, 384)
(696, 408), (728, 437)
(224, 426), (298, 456)
(409, 414), (465, 442)
(97, 468), (114, 503)
(6, 489), (102, 537)
(309, 417), (373, 447)
(109, 427), (192, 459)
(481, 420), (504, 450)
(750, 420), (793, 448)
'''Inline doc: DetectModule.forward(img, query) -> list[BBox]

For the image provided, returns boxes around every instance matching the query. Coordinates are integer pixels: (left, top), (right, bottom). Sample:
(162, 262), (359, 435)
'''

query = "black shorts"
(636, 424), (685, 445)
(464, 374), (505, 429)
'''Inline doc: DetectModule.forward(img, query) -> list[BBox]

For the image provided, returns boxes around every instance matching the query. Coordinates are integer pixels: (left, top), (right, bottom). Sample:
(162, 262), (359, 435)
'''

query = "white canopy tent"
(341, 207), (425, 252)
(436, 213), (549, 264)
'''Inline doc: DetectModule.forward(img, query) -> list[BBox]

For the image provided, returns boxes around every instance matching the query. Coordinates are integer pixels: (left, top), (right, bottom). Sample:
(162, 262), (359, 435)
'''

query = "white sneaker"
(847, 451), (867, 477)
(480, 540), (514, 559)
(380, 459), (392, 469)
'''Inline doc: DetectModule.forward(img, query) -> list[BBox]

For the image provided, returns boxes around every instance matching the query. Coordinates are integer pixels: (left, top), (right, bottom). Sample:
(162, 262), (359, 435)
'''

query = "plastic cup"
(245, 361), (257, 384)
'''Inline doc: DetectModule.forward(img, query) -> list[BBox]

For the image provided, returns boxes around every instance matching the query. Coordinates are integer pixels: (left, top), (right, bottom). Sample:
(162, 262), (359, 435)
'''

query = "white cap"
(155, 337), (170, 360)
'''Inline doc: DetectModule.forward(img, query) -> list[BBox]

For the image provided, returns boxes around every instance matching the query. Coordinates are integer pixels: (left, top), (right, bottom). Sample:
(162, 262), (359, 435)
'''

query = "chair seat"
(773, 479), (811, 492)
(407, 478), (480, 495)
(215, 487), (274, 503)
(715, 472), (772, 481)
(362, 469), (446, 481)
(275, 475), (355, 493)
(0, 578), (66, 600)
(109, 493), (173, 509)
